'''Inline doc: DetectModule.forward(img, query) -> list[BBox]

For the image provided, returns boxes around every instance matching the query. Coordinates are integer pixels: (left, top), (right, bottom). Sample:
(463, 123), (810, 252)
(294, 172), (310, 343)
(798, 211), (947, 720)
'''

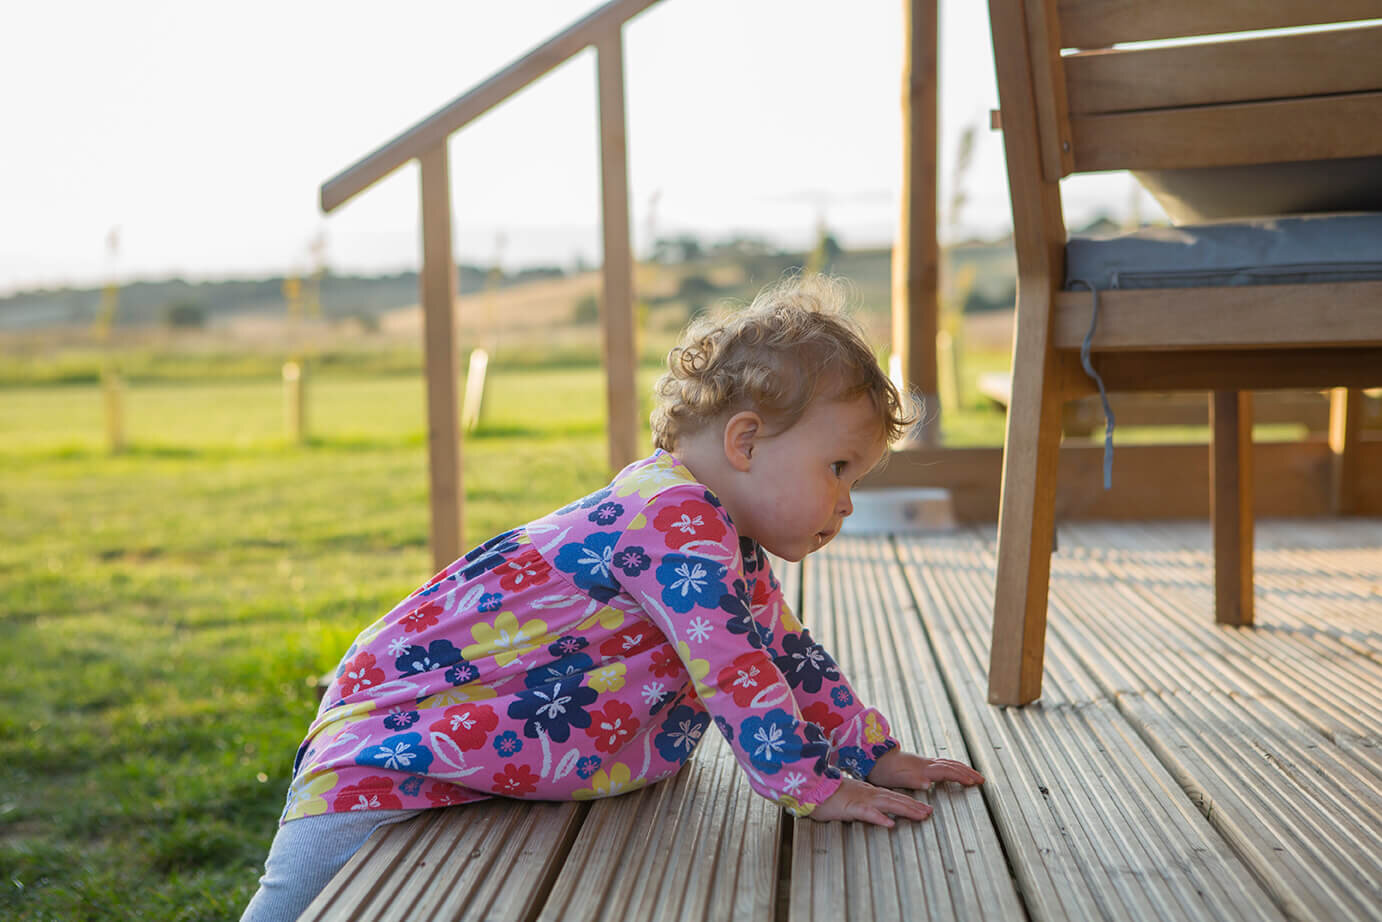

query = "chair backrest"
(990, 0), (1382, 278)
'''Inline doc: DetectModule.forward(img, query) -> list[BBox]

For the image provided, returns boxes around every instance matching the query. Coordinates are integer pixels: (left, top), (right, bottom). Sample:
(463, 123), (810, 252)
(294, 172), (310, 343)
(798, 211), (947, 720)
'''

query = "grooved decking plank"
(895, 530), (1285, 922)
(302, 799), (584, 922)
(1047, 520), (1382, 921)
(788, 537), (1024, 921)
(536, 725), (780, 922)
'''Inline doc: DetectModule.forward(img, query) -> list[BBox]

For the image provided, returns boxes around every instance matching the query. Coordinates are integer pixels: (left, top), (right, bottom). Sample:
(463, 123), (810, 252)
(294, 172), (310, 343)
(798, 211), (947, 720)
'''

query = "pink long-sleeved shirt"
(282, 451), (897, 823)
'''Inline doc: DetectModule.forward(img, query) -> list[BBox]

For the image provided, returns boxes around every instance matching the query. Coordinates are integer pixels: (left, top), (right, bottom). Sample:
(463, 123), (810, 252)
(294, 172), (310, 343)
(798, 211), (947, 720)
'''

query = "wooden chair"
(986, 0), (1382, 706)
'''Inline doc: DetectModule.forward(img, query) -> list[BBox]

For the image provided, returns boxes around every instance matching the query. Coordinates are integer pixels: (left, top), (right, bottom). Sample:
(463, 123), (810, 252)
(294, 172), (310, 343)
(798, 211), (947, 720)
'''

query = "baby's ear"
(722, 411), (761, 472)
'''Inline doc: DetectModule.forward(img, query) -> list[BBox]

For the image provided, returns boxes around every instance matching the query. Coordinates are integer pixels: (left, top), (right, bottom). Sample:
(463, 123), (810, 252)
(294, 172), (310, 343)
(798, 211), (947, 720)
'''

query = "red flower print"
(585, 700), (641, 754)
(401, 602), (443, 635)
(716, 651), (776, 707)
(800, 701), (844, 737)
(333, 775), (402, 812)
(653, 499), (726, 549)
(751, 574), (775, 607)
(493, 763), (540, 797)
(424, 781), (470, 807)
(340, 651), (386, 696)
(650, 645), (682, 679)
(497, 549), (552, 592)
(428, 703), (499, 751)
(600, 627), (659, 660)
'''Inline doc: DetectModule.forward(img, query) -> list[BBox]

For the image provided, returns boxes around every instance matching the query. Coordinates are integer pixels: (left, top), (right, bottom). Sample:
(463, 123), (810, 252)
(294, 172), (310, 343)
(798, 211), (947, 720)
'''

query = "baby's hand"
(867, 749), (985, 791)
(810, 776), (933, 827)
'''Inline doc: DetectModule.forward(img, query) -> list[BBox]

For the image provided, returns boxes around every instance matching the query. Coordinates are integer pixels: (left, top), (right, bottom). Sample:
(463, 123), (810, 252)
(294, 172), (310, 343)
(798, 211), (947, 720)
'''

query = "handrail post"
(893, 0), (941, 444)
(596, 27), (639, 473)
(419, 144), (464, 571)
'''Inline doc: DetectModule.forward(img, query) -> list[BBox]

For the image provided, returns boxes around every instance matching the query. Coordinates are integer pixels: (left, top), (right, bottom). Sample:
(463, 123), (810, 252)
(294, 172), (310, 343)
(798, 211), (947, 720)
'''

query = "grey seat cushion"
(1065, 212), (1382, 290)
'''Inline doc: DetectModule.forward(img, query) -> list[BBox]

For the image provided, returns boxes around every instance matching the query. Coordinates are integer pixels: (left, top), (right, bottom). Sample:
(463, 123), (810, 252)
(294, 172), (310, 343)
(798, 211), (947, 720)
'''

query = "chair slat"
(1056, 0), (1381, 49)
(1069, 92), (1382, 172)
(1065, 25), (1382, 116)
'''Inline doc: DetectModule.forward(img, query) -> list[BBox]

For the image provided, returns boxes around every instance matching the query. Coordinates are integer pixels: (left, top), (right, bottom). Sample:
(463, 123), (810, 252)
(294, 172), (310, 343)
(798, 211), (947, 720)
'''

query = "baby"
(242, 274), (983, 921)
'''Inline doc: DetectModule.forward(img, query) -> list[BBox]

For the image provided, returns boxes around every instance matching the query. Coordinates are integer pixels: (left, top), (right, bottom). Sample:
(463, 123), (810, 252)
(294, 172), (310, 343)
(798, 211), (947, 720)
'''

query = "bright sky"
(2, 0), (1152, 295)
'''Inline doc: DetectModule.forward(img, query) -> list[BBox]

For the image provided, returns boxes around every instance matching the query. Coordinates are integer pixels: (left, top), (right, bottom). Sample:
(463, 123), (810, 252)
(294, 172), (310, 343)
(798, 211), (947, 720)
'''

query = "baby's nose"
(839, 490), (854, 517)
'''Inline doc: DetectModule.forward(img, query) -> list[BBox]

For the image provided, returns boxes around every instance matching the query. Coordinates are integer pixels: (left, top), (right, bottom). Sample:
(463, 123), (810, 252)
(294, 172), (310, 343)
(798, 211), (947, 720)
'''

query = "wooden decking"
(305, 518), (1381, 922)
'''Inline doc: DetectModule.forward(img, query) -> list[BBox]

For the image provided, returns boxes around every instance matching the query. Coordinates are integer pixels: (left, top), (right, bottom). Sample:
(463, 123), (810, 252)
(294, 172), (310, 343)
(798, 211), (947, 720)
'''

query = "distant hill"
(0, 264), (565, 332)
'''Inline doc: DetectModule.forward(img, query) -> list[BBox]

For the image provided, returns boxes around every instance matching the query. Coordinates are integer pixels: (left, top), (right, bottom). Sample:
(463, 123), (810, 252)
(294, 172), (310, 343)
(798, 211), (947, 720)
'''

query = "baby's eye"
(830, 461), (847, 477)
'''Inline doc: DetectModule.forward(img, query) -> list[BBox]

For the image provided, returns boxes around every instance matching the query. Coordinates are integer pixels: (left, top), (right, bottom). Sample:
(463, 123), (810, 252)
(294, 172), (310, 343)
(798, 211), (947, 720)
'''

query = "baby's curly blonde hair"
(651, 274), (915, 452)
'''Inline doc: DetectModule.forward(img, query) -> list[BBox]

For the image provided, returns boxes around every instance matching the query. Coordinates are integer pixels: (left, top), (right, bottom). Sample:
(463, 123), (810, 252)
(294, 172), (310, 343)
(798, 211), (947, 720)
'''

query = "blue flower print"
(656, 554), (728, 614)
(830, 686), (854, 709)
(417, 574), (455, 597)
(399, 776), (425, 797)
(655, 704), (710, 763)
(800, 722), (831, 774)
(396, 639), (464, 676)
(739, 536), (765, 575)
(459, 529), (523, 580)
(478, 592), (503, 613)
(773, 631), (840, 694)
(559, 487), (612, 515)
(383, 708), (420, 731)
(741, 709), (803, 775)
(508, 678), (598, 742)
(525, 653), (594, 688)
(703, 489), (722, 509)
(613, 546), (651, 578)
(720, 581), (764, 649)
(548, 635), (589, 657)
(356, 732), (434, 773)
(714, 715), (734, 744)
(576, 755), (602, 779)
(838, 746), (870, 778)
(555, 532), (621, 602)
(444, 660), (480, 686)
(588, 501), (624, 526)
(493, 730), (523, 757)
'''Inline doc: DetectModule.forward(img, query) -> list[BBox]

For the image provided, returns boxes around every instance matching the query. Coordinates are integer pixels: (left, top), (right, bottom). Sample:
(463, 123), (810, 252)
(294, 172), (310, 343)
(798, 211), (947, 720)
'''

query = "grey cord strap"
(1068, 279), (1115, 490)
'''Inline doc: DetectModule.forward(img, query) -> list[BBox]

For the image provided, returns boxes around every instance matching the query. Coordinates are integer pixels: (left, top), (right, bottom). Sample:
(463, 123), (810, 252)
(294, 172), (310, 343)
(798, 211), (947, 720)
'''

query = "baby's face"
(735, 394), (888, 561)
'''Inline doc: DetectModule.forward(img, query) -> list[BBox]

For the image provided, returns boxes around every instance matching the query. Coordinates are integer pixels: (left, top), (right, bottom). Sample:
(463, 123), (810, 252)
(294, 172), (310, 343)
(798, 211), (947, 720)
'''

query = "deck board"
(893, 530), (1289, 922)
(788, 539), (1024, 921)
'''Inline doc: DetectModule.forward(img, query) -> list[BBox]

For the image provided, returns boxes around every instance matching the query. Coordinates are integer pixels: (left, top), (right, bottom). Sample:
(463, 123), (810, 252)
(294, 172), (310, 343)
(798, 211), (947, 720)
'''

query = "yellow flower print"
(864, 712), (887, 744)
(779, 604), (804, 633)
(419, 681), (497, 709)
(612, 460), (695, 499)
(588, 661), (626, 693)
(576, 606), (625, 633)
(777, 794), (816, 817)
(573, 762), (646, 800)
(676, 641), (714, 700)
(282, 770), (339, 821)
(462, 611), (551, 666)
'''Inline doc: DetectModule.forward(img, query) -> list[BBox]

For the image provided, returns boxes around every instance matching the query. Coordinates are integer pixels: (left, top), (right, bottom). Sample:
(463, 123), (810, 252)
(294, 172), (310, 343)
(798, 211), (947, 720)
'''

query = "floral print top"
(282, 450), (898, 824)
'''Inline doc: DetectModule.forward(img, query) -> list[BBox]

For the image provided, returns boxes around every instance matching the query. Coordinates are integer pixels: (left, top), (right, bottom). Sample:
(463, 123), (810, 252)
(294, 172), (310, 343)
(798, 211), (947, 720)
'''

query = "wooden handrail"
(320, 0), (663, 212)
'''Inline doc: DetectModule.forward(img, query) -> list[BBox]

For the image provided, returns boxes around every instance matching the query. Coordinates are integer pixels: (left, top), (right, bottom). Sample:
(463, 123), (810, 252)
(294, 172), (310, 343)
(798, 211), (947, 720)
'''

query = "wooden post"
(596, 27), (639, 473)
(1329, 386), (1363, 515)
(1210, 391), (1254, 626)
(892, 0), (941, 443)
(101, 366), (126, 454)
(283, 360), (307, 444)
(419, 144), (464, 572)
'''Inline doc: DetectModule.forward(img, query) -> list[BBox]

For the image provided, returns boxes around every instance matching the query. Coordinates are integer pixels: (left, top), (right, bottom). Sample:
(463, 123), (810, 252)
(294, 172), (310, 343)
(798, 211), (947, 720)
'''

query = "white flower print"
(348, 794), (383, 811)
(535, 686), (573, 720)
(387, 636), (411, 657)
(376, 740), (420, 770)
(731, 664), (761, 689)
(578, 544), (615, 579)
(687, 618), (712, 643)
(641, 681), (667, 705)
(671, 512), (705, 534)
(751, 722), (786, 760)
(783, 772), (807, 795)
(669, 561), (708, 598)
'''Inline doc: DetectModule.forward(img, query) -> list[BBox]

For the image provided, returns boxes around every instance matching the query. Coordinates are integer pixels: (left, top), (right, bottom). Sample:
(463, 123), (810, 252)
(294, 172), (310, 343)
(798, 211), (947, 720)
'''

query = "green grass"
(0, 367), (634, 920)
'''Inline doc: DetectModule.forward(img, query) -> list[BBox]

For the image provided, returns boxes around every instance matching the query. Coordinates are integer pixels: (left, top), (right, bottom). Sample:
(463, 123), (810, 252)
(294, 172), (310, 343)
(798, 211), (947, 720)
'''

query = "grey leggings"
(240, 809), (422, 922)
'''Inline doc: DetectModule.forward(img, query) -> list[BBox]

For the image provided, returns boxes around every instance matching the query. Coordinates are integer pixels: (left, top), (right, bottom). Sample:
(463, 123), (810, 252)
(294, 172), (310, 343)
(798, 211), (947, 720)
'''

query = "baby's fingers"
(923, 759), (986, 786)
(866, 788), (933, 825)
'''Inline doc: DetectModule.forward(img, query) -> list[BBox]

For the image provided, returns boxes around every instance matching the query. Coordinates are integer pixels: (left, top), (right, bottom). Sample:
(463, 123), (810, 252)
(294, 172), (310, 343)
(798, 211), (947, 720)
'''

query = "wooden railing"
(319, 0), (665, 571)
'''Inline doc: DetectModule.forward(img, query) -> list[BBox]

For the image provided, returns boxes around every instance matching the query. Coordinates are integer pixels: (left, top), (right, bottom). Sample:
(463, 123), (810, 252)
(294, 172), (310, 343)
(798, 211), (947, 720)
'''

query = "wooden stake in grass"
(283, 360), (307, 444)
(95, 227), (125, 454)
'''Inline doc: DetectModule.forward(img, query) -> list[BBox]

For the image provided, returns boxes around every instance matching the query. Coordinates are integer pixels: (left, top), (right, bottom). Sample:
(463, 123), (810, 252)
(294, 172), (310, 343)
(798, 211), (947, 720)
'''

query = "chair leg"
(1210, 391), (1254, 626)
(989, 352), (1066, 706)
(1329, 387), (1363, 516)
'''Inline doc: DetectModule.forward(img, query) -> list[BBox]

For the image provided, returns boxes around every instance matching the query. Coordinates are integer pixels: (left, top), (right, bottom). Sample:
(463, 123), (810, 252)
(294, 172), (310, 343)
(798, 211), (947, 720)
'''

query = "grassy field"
(0, 367), (636, 921)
